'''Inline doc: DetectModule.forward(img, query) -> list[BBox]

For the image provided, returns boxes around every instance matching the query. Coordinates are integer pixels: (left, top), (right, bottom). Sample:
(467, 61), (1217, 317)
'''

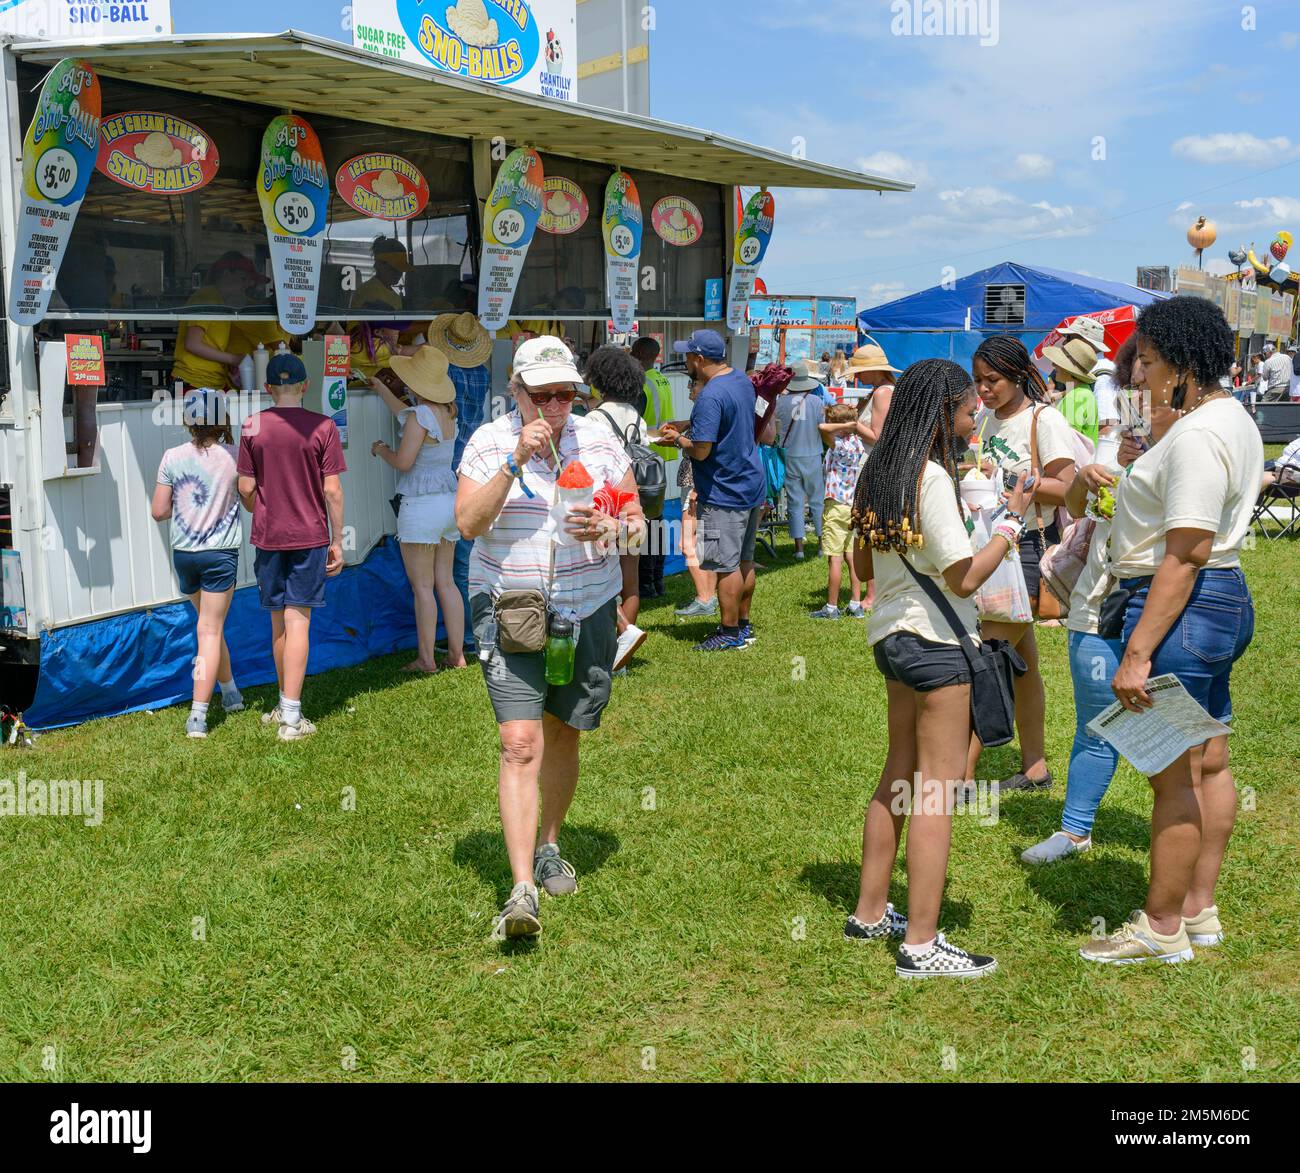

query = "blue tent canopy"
(856, 261), (1170, 371)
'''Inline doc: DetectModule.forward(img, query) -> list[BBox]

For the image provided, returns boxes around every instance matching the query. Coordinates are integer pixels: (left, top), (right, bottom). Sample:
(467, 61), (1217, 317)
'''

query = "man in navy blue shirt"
(660, 330), (766, 651)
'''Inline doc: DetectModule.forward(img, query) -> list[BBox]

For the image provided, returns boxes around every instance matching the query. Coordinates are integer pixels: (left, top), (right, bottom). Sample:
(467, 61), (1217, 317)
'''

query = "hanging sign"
(257, 114), (329, 336)
(603, 170), (642, 335)
(651, 196), (703, 247)
(96, 112), (218, 195)
(65, 334), (106, 386)
(335, 152), (430, 221)
(477, 146), (544, 332)
(726, 189), (775, 332)
(538, 176), (588, 235)
(8, 60), (102, 327)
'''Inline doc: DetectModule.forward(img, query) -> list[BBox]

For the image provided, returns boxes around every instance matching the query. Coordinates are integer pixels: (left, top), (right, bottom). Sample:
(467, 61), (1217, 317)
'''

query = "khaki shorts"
(471, 594), (619, 731)
(821, 500), (856, 557)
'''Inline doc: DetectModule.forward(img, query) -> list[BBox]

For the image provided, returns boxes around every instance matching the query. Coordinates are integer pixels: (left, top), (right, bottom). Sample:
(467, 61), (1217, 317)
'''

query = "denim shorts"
(254, 546), (328, 610)
(696, 503), (763, 574)
(873, 631), (971, 692)
(173, 548), (239, 595)
(1121, 567), (1254, 723)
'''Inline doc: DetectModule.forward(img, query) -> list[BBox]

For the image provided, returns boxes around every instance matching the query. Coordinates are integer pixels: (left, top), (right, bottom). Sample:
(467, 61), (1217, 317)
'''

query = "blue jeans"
(1062, 631), (1123, 837)
(1121, 568), (1254, 723)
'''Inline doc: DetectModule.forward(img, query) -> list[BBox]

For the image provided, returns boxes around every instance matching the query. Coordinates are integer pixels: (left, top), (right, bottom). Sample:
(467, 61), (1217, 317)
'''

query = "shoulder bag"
(899, 556), (1027, 747)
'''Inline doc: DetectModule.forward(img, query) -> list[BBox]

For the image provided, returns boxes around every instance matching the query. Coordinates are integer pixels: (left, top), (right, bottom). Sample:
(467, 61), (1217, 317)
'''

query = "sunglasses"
(526, 389), (576, 405)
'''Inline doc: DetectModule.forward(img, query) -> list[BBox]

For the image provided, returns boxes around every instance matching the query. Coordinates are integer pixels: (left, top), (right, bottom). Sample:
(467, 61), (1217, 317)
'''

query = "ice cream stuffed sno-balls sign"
(8, 59), (102, 327)
(257, 115), (329, 335)
(334, 152), (431, 221)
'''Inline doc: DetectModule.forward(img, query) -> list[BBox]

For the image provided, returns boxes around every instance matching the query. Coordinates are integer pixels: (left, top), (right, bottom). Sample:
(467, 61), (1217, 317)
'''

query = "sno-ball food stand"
(0, 30), (909, 728)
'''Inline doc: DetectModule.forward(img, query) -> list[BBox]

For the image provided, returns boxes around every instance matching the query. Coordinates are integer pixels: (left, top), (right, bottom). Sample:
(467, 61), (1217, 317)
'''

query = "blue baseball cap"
(673, 329), (726, 360)
(266, 353), (307, 386)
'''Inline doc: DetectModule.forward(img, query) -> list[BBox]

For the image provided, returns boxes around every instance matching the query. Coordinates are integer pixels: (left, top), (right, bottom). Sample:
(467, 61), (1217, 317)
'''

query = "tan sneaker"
(1183, 905), (1224, 947)
(1079, 910), (1194, 965)
(277, 716), (317, 742)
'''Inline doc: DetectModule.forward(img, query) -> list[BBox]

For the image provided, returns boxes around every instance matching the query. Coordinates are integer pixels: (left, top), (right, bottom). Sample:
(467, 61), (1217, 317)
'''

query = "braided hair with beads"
(971, 334), (1051, 403)
(852, 358), (973, 554)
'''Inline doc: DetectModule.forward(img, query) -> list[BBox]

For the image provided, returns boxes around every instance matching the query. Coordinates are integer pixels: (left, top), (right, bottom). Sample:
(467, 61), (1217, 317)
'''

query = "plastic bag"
(971, 508), (1033, 623)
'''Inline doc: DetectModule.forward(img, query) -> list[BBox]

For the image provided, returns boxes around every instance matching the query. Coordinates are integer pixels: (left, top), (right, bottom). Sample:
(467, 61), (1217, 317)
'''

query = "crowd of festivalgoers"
(155, 297), (1274, 975)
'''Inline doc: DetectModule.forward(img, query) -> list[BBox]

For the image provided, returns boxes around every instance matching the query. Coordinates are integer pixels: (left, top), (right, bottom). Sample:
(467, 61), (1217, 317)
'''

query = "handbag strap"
(898, 553), (980, 668)
(780, 394), (804, 447)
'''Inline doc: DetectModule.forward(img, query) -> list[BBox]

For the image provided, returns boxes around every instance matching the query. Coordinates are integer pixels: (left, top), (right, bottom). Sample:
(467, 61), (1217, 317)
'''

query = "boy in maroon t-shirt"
(237, 354), (347, 740)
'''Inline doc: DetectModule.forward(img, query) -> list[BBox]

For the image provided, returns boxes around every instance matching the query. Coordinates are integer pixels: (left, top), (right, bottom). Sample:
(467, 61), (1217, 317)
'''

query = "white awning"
(7, 30), (913, 193)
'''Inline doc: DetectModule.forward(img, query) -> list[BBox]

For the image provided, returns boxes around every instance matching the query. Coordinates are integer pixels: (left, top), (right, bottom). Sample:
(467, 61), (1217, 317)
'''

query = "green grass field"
(3, 520), (1298, 1082)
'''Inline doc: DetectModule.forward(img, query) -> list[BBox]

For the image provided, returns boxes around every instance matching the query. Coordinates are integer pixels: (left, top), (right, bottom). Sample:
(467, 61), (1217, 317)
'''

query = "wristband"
(504, 454), (536, 499)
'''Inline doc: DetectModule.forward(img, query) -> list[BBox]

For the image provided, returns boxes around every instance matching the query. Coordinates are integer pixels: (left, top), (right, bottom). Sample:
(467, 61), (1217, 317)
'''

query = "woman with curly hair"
(1080, 297), (1262, 965)
(846, 359), (1034, 979)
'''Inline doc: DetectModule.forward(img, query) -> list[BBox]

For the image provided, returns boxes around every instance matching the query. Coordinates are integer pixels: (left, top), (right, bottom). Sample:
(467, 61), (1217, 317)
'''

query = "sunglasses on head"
(526, 388), (576, 405)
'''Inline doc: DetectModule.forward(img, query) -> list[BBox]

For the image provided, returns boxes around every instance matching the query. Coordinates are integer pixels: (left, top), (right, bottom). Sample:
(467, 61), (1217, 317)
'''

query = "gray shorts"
(470, 594), (619, 731)
(696, 502), (763, 574)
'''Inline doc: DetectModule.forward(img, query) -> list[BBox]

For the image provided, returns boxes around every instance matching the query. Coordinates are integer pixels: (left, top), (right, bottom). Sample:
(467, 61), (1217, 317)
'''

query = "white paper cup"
(552, 485), (594, 546)
(959, 474), (997, 513)
(1095, 435), (1122, 472)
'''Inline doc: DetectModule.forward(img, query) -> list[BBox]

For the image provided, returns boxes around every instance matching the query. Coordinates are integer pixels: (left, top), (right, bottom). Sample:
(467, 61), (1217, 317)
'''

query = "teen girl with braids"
(846, 359), (1034, 979)
(966, 336), (1079, 792)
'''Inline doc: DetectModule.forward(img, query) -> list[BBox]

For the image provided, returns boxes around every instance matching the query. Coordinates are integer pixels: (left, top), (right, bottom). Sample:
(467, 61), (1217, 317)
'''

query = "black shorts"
(873, 632), (971, 692)
(1018, 521), (1060, 605)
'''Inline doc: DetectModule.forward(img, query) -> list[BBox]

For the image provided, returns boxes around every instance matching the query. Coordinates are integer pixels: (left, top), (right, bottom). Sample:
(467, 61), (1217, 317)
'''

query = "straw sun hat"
(388, 345), (457, 404)
(427, 311), (493, 368)
(1042, 337), (1098, 383)
(844, 342), (902, 377)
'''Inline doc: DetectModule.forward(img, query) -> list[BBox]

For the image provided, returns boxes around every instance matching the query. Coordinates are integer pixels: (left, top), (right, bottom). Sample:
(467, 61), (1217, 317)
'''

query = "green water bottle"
(545, 615), (576, 686)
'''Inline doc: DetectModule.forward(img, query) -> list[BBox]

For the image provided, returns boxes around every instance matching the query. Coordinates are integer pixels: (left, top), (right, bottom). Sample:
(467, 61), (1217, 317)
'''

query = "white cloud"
(1008, 153), (1054, 180)
(857, 151), (929, 186)
(1171, 133), (1300, 165)
(1234, 196), (1300, 221)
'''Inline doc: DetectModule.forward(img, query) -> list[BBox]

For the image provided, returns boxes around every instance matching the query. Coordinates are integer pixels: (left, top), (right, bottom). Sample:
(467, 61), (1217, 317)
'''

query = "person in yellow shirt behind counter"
(171, 253), (267, 391)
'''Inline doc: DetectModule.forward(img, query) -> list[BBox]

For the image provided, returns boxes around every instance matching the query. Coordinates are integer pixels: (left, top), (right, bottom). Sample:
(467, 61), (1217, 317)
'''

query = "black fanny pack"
(900, 556), (1027, 747)
(1097, 575), (1150, 641)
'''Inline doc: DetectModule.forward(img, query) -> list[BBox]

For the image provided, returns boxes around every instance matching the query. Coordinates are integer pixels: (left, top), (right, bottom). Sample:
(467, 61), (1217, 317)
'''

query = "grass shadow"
(798, 861), (972, 931)
(453, 823), (621, 903)
(1023, 857), (1149, 933)
(997, 793), (1151, 853)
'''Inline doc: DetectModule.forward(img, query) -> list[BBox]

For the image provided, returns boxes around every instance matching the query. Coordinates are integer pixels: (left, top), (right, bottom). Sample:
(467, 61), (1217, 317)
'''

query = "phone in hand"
(1002, 469), (1036, 493)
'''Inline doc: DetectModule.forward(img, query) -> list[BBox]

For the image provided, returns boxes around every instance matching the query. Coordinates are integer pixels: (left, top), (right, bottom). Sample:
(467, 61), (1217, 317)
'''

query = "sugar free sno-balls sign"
(603, 171), (643, 334)
(726, 188), (775, 332)
(65, 334), (106, 386)
(335, 153), (430, 221)
(651, 196), (703, 247)
(477, 146), (544, 332)
(257, 115), (329, 335)
(96, 112), (218, 194)
(352, 0), (576, 102)
(538, 176), (588, 235)
(8, 60), (101, 327)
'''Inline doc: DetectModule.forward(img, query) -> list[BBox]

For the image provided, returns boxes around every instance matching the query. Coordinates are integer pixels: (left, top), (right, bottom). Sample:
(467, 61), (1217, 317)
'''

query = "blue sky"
(173, 0), (1300, 308)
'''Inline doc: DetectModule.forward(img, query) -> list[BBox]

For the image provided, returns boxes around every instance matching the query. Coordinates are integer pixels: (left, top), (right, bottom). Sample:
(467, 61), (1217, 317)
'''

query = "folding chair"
(1251, 474), (1300, 539)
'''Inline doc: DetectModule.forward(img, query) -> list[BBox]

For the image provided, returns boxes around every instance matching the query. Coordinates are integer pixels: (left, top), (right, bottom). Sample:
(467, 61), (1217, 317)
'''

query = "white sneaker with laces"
(613, 624), (646, 671)
(277, 716), (318, 741)
(1021, 830), (1091, 865)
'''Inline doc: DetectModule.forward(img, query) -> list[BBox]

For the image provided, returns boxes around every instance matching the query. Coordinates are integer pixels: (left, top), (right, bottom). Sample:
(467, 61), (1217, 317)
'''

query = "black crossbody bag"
(900, 556), (1027, 747)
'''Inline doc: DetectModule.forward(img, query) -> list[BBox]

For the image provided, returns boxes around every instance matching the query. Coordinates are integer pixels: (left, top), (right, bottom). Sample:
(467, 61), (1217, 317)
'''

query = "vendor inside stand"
(171, 252), (269, 391)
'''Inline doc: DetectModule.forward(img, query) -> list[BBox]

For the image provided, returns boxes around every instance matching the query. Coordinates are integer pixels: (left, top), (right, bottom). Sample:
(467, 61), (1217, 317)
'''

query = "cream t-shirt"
(1065, 518), (1111, 635)
(868, 461), (976, 648)
(1109, 397), (1263, 578)
(974, 401), (1077, 530)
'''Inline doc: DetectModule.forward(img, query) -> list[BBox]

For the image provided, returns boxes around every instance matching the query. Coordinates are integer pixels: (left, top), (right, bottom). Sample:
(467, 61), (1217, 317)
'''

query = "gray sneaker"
(675, 597), (718, 619)
(185, 713), (208, 739)
(809, 605), (842, 620)
(533, 843), (578, 895)
(846, 601), (867, 619)
(491, 882), (542, 940)
(221, 688), (245, 713)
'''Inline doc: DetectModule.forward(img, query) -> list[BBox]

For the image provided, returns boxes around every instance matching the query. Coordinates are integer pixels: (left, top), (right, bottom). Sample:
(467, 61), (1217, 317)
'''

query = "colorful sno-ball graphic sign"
(603, 170), (642, 334)
(8, 59), (102, 327)
(477, 146), (545, 331)
(538, 176), (588, 235)
(257, 115), (330, 335)
(651, 196), (703, 247)
(96, 112), (219, 194)
(335, 152), (430, 221)
(727, 189), (775, 332)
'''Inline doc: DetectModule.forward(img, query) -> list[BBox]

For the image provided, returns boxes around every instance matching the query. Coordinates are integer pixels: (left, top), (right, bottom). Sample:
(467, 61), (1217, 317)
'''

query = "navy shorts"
(254, 547), (328, 610)
(873, 631), (972, 692)
(1121, 568), (1254, 723)
(174, 548), (239, 595)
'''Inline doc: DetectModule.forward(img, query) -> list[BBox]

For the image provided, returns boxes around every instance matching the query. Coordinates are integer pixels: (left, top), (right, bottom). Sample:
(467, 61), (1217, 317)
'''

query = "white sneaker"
(261, 706), (282, 727)
(1021, 830), (1091, 865)
(613, 624), (647, 671)
(277, 716), (317, 741)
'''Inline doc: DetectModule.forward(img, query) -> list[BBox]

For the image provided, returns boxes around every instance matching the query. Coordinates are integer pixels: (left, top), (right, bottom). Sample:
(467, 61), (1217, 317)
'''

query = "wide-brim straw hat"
(844, 342), (901, 375)
(389, 344), (457, 404)
(427, 311), (493, 368)
(1043, 337), (1097, 383)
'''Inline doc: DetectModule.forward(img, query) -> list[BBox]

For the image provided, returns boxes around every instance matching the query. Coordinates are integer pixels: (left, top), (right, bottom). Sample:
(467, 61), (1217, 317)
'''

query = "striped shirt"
(458, 411), (631, 620)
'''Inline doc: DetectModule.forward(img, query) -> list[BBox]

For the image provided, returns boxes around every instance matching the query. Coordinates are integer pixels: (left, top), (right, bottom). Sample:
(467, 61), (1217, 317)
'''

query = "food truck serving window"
(19, 64), (479, 322)
(513, 153), (724, 320)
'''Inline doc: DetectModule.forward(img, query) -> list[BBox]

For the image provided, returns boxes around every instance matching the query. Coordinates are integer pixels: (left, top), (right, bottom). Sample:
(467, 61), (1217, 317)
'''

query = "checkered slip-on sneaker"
(895, 933), (997, 980)
(844, 902), (908, 941)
